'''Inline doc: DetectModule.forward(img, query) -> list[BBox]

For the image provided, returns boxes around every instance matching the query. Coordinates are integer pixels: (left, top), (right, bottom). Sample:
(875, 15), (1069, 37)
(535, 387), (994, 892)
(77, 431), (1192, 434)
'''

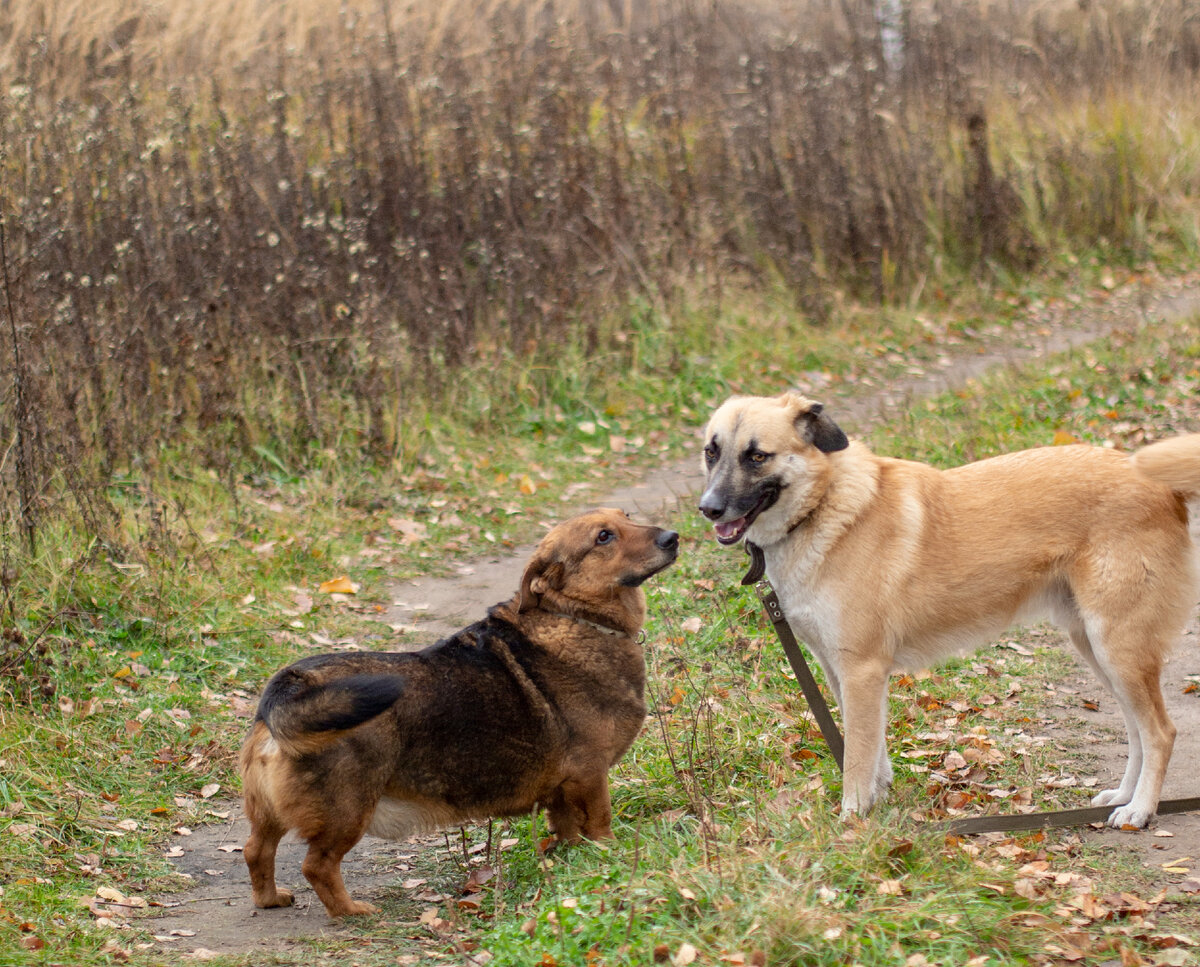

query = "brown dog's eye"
(596, 529), (614, 545)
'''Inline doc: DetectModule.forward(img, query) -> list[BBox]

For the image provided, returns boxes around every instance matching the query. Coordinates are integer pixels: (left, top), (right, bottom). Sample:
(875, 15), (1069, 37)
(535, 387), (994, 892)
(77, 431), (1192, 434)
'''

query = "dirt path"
(386, 279), (1200, 640)
(147, 276), (1200, 957)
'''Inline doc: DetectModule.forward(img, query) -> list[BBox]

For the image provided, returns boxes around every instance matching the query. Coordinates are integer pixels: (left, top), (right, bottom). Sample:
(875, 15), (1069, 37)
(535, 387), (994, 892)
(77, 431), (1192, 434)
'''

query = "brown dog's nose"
(656, 530), (679, 552)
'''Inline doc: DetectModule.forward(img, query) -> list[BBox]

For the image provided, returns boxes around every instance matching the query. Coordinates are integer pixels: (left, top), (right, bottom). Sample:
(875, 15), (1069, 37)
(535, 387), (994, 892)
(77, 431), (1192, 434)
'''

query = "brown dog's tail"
(256, 667), (406, 757)
(1132, 433), (1200, 499)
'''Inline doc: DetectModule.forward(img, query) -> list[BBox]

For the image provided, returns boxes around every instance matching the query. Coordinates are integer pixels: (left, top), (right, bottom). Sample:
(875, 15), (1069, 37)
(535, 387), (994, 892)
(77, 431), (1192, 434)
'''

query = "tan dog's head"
(699, 391), (848, 547)
(516, 509), (679, 634)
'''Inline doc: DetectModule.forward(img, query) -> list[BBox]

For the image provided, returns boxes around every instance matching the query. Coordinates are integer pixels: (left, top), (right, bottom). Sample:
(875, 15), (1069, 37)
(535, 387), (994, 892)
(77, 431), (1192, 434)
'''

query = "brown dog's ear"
(781, 393), (849, 454)
(517, 554), (567, 613)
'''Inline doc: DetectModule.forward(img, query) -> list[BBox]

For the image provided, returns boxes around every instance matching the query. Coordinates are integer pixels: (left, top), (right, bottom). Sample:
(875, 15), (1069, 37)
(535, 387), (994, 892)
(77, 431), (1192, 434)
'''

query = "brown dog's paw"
(330, 899), (380, 917)
(256, 887), (295, 909)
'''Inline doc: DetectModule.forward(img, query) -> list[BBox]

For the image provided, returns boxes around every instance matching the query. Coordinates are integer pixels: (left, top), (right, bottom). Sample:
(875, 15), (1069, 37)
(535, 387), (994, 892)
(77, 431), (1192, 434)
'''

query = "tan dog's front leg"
(837, 658), (892, 817)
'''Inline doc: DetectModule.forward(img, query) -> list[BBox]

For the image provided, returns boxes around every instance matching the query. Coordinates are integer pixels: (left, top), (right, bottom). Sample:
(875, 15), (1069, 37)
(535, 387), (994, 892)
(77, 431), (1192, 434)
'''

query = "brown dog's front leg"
(549, 773), (614, 842)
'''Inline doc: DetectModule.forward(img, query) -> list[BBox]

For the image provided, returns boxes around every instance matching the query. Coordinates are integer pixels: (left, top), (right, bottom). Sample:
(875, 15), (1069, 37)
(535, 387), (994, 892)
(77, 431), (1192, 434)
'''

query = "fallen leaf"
(464, 865), (495, 893)
(673, 943), (698, 966)
(388, 518), (428, 545)
(318, 576), (358, 595)
(943, 751), (968, 770)
(97, 886), (128, 904)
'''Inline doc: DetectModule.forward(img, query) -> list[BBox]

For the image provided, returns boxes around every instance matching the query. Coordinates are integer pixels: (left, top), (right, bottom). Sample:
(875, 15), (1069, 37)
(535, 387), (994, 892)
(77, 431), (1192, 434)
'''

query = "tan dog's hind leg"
(244, 815), (294, 909)
(302, 829), (379, 917)
(1069, 620), (1176, 828)
(837, 657), (892, 817)
(1067, 625), (1142, 809)
(1103, 657), (1175, 829)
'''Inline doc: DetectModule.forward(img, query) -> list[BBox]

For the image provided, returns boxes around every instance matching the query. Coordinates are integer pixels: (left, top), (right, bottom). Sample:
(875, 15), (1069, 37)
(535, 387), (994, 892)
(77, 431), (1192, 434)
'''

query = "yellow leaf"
(96, 887), (127, 904)
(319, 576), (358, 595)
(1052, 429), (1079, 446)
(518, 474), (537, 495)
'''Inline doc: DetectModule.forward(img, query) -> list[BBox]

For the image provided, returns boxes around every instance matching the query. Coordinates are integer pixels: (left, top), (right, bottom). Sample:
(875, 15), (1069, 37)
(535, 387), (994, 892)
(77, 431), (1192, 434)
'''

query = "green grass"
(1, 290), (1199, 965)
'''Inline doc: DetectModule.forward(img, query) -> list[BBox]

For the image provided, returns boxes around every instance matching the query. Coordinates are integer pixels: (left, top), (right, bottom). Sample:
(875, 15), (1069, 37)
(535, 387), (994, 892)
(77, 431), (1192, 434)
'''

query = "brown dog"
(240, 509), (677, 917)
(700, 390), (1200, 828)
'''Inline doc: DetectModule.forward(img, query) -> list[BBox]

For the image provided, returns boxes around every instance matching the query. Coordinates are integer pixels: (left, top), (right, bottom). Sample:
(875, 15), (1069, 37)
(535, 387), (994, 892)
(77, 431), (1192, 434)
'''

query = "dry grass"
(2, 0), (1200, 554)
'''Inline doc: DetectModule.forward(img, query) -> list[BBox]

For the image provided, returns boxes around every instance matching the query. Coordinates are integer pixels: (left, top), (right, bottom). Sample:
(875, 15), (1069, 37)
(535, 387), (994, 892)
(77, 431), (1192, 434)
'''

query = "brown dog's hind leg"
(244, 815), (294, 909)
(301, 830), (379, 917)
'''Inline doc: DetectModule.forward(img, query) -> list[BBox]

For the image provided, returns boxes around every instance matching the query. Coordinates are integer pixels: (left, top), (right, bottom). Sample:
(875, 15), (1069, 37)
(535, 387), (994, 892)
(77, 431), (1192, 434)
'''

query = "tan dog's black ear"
(782, 394), (849, 454)
(517, 554), (567, 613)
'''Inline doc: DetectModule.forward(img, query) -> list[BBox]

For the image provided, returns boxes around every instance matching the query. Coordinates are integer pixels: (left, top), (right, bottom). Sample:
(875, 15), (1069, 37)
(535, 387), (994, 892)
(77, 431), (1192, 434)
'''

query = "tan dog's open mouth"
(712, 486), (778, 545)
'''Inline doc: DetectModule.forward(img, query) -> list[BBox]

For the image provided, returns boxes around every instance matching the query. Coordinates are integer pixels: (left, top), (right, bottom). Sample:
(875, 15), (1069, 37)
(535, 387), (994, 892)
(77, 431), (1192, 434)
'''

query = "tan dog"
(240, 509), (677, 917)
(700, 391), (1200, 827)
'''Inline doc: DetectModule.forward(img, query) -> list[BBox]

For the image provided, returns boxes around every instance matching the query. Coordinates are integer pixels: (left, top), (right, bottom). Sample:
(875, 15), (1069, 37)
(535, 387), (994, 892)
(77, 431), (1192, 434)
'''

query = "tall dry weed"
(1, 0), (1199, 546)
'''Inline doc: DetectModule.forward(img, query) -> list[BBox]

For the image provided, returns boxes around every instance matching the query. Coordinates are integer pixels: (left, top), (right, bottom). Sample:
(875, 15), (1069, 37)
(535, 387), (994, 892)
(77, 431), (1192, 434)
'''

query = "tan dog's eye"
(750, 450), (769, 464)
(596, 529), (614, 545)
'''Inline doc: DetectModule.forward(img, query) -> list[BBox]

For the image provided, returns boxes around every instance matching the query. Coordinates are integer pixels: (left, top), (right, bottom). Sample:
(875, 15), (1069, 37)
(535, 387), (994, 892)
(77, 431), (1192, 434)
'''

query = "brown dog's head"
(514, 509), (678, 635)
(699, 391), (848, 548)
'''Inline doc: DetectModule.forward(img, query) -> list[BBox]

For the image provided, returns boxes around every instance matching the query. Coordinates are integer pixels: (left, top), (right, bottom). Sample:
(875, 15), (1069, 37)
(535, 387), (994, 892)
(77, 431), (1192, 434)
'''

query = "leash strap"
(751, 581), (845, 771)
(746, 561), (1200, 835)
(939, 796), (1200, 835)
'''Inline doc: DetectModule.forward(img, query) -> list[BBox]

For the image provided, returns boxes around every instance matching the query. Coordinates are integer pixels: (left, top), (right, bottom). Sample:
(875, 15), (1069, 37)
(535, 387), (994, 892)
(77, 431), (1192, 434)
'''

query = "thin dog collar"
(546, 611), (628, 638)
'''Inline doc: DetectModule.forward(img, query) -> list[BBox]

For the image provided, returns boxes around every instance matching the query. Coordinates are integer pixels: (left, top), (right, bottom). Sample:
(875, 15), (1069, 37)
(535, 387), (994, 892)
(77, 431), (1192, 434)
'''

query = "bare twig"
(0, 211), (36, 556)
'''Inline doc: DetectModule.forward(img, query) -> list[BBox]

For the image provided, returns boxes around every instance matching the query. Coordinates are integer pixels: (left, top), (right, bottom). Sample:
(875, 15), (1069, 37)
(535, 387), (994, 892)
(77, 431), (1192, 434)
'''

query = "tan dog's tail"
(256, 668), (405, 757)
(1132, 433), (1200, 498)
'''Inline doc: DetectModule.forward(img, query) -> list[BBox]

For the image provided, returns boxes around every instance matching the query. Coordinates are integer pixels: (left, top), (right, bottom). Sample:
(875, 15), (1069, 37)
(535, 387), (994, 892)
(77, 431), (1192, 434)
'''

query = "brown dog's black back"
(256, 654), (409, 755)
(255, 613), (567, 761)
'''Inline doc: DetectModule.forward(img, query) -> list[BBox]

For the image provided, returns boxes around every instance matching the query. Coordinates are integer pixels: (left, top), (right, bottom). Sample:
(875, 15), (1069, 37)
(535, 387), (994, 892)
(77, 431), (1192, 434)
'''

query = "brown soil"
(146, 276), (1200, 958)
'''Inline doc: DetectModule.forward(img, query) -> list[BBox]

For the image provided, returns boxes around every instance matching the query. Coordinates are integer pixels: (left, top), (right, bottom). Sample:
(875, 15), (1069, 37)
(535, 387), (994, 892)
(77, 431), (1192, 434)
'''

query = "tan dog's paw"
(1106, 802), (1155, 829)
